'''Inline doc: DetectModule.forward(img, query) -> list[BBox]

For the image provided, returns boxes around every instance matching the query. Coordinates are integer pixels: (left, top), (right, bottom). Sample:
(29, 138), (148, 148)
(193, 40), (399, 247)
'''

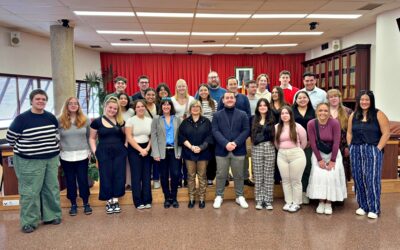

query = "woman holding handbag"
(306, 103), (347, 215)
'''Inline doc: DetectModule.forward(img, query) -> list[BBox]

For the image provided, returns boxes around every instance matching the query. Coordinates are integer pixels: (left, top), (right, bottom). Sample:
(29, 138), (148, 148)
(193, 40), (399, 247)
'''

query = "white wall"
(0, 26), (100, 80)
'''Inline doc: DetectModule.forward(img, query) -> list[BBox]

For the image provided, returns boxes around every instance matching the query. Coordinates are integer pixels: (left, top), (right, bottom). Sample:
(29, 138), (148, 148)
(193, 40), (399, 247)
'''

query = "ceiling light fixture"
(192, 32), (235, 36)
(196, 13), (251, 18)
(189, 44), (225, 47)
(307, 14), (362, 19)
(261, 44), (298, 47)
(279, 32), (323, 35)
(74, 11), (134, 16)
(97, 30), (144, 35)
(226, 44), (261, 47)
(111, 43), (149, 46)
(136, 12), (193, 18)
(145, 31), (190, 36)
(151, 44), (188, 47)
(252, 14), (307, 18)
(236, 32), (279, 36)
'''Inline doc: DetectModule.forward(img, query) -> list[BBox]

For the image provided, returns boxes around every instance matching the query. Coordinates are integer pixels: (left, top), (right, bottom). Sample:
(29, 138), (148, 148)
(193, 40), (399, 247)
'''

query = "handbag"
(315, 119), (332, 154)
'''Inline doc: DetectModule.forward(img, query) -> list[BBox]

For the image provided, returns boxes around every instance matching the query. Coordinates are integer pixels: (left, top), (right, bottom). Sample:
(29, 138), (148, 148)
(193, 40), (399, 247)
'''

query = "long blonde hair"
(59, 97), (87, 129)
(327, 89), (348, 130)
(104, 96), (124, 125)
(174, 79), (189, 99)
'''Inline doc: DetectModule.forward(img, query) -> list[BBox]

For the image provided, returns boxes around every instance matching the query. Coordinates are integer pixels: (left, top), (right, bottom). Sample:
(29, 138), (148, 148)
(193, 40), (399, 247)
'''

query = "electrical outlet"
(3, 200), (20, 206)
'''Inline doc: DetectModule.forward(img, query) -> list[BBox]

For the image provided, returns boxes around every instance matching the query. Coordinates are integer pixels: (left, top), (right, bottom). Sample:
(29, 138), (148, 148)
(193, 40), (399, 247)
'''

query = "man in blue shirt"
(195, 71), (226, 103)
(300, 72), (327, 109)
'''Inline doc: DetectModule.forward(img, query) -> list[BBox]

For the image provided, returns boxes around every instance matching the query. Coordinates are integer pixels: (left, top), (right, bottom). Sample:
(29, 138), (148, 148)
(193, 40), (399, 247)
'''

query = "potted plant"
(87, 154), (99, 188)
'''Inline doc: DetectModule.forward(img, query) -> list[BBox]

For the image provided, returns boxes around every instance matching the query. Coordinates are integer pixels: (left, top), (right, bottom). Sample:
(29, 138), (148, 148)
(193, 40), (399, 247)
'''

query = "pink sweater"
(275, 123), (307, 149)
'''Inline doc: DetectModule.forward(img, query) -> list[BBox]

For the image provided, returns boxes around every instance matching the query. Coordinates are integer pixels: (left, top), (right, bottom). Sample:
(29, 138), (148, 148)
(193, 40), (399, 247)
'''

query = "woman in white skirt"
(306, 103), (347, 215)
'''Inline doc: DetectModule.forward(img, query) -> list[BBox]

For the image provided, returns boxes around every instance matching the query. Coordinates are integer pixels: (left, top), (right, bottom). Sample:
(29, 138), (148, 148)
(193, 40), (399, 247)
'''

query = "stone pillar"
(374, 8), (400, 121)
(50, 25), (75, 116)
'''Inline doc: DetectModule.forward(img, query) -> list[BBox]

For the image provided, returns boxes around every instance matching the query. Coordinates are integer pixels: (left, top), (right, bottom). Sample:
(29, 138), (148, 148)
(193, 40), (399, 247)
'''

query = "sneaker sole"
(84, 211), (92, 215)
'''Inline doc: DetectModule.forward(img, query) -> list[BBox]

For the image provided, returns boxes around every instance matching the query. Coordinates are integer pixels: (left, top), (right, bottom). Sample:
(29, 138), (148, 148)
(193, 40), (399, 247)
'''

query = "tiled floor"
(1, 193), (400, 249)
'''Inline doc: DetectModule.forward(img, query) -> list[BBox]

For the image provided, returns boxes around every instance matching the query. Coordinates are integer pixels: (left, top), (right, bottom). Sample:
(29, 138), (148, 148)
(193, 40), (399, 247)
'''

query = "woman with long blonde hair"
(89, 96), (127, 214)
(327, 89), (353, 181)
(59, 97), (92, 216)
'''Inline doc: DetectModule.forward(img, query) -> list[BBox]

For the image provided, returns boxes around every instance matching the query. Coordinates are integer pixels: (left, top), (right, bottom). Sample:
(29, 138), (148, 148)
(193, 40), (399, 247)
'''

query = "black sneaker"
(69, 204), (78, 216)
(105, 203), (114, 214)
(21, 225), (35, 233)
(164, 199), (171, 208)
(172, 199), (179, 208)
(113, 202), (121, 213)
(83, 204), (93, 215)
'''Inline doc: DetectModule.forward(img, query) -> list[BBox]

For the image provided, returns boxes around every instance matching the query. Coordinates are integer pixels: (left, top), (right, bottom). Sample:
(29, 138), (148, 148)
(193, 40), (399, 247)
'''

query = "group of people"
(6, 69), (390, 234)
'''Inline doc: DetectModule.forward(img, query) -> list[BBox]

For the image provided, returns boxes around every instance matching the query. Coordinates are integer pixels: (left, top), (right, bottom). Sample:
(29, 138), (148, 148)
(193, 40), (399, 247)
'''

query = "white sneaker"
(236, 196), (249, 209)
(153, 181), (161, 189)
(255, 202), (263, 210)
(356, 208), (366, 216)
(316, 202), (325, 214)
(137, 205), (145, 210)
(265, 203), (273, 210)
(324, 203), (332, 215)
(144, 204), (152, 209)
(302, 192), (310, 204)
(367, 212), (378, 219)
(283, 203), (292, 211)
(213, 196), (223, 209)
(289, 203), (301, 213)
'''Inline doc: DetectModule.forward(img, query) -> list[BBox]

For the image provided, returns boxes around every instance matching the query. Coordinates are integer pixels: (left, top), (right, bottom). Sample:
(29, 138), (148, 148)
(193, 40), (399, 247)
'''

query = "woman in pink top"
(306, 103), (347, 215)
(275, 106), (307, 212)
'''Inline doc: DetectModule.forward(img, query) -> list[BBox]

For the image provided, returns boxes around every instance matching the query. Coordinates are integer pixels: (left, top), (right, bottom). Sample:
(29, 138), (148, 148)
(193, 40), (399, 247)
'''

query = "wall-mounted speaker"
(10, 32), (21, 46)
(332, 39), (341, 51)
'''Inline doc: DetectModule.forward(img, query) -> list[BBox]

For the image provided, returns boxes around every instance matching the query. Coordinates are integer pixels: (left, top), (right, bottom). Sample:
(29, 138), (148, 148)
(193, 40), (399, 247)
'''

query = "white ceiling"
(0, 0), (399, 54)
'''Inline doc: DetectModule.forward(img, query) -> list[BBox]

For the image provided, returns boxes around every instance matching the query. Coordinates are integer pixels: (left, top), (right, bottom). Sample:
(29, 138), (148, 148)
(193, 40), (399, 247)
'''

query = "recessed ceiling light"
(252, 14), (307, 18)
(111, 43), (149, 46)
(307, 14), (362, 19)
(189, 44), (225, 47)
(151, 44), (188, 47)
(90, 45), (102, 48)
(196, 13), (251, 19)
(226, 44), (261, 47)
(279, 32), (323, 35)
(236, 32), (279, 36)
(97, 30), (144, 35)
(74, 11), (134, 16)
(261, 44), (298, 47)
(202, 40), (216, 43)
(136, 12), (193, 18)
(120, 38), (133, 42)
(192, 32), (235, 36)
(145, 31), (190, 36)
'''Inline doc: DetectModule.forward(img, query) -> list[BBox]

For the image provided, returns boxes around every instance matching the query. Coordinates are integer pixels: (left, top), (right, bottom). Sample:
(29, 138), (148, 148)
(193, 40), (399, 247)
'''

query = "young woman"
(171, 79), (194, 187)
(178, 100), (213, 209)
(118, 92), (134, 190)
(196, 83), (218, 186)
(144, 88), (158, 119)
(327, 89), (353, 181)
(307, 103), (347, 215)
(59, 97), (92, 216)
(270, 86), (287, 124)
(118, 93), (134, 121)
(347, 90), (390, 219)
(292, 91), (315, 204)
(151, 98), (182, 208)
(275, 106), (307, 213)
(89, 96), (127, 214)
(156, 83), (171, 105)
(126, 100), (153, 209)
(251, 98), (276, 210)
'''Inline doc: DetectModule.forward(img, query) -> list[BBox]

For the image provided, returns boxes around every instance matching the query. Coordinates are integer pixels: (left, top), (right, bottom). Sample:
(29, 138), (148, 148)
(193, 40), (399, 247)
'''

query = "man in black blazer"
(212, 91), (250, 209)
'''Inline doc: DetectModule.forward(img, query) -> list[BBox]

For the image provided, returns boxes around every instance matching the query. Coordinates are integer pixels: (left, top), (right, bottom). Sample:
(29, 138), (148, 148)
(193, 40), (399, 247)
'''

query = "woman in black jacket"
(178, 100), (213, 209)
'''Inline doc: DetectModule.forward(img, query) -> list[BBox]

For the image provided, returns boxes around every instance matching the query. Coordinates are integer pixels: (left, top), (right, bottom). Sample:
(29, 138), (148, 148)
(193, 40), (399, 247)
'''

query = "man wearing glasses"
(195, 71), (226, 103)
(131, 75), (150, 101)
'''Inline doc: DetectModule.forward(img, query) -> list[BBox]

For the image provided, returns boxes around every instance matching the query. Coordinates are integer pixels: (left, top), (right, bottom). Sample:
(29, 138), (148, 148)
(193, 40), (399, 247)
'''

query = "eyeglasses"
(68, 102), (79, 106)
(139, 81), (149, 84)
(208, 76), (218, 79)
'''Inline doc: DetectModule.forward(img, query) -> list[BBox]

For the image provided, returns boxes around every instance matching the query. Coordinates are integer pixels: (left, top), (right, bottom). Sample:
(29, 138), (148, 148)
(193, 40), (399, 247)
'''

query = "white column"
(374, 8), (400, 121)
(50, 25), (75, 116)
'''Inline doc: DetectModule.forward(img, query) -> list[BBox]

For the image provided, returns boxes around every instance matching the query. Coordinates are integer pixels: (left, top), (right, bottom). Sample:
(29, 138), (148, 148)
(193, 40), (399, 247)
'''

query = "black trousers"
(60, 158), (90, 205)
(159, 149), (180, 200)
(127, 144), (152, 207)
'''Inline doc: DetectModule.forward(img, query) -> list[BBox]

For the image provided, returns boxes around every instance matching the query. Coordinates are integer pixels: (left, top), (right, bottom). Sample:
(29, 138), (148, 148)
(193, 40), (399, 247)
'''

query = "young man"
(254, 73), (271, 102)
(217, 77), (251, 118)
(105, 76), (127, 101)
(246, 80), (259, 116)
(195, 71), (226, 103)
(301, 72), (327, 109)
(131, 75), (150, 101)
(7, 89), (61, 233)
(212, 92), (250, 209)
(279, 70), (299, 105)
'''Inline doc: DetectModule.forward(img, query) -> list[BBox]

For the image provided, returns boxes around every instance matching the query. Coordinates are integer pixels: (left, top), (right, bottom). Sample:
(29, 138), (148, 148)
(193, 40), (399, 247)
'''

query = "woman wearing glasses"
(347, 90), (390, 219)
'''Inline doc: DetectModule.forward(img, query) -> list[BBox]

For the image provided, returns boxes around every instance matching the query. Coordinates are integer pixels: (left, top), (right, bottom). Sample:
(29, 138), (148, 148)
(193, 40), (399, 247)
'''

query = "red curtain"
(100, 53), (305, 96)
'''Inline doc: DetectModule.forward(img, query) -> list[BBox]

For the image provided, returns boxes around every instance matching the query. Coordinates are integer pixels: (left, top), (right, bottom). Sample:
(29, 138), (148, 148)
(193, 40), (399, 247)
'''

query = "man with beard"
(195, 71), (226, 103)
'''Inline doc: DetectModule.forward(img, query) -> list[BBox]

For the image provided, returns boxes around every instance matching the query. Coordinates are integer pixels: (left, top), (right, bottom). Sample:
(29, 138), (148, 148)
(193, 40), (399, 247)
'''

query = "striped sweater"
(6, 110), (59, 159)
